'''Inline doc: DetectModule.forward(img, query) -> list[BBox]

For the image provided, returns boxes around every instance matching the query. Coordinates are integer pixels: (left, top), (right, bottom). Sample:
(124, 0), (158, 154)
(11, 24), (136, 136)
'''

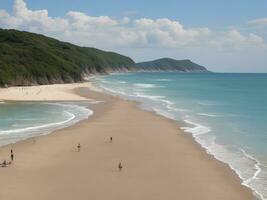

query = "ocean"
(92, 72), (267, 200)
(0, 101), (94, 147)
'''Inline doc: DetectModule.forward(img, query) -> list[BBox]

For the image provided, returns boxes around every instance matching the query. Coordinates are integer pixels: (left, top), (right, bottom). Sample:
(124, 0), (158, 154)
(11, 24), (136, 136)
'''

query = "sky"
(0, 0), (267, 72)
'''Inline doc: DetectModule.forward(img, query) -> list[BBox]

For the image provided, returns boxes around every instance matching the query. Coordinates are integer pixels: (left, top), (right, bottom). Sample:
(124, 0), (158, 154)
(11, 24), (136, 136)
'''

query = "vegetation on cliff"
(136, 58), (208, 72)
(0, 29), (135, 86)
(0, 29), (209, 87)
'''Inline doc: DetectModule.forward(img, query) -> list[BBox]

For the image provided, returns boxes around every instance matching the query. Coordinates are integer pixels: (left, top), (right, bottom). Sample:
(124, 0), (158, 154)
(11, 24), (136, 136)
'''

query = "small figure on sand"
(10, 149), (14, 161)
(77, 143), (81, 152)
(0, 160), (11, 167)
(118, 162), (123, 171)
(2, 160), (7, 167)
(110, 137), (113, 143)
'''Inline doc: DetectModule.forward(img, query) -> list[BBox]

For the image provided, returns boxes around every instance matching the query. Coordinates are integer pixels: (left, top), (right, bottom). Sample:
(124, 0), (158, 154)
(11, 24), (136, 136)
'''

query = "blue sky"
(1, 0), (267, 72)
(2, 0), (267, 29)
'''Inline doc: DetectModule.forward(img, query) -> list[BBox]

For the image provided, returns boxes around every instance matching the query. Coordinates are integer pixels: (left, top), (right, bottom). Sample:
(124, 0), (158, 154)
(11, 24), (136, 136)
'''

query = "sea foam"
(0, 102), (94, 147)
(92, 72), (267, 200)
(133, 83), (159, 88)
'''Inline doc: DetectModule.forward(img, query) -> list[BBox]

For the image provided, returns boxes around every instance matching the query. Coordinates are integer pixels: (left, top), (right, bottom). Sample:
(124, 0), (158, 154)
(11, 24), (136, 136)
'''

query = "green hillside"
(0, 29), (135, 86)
(0, 29), (210, 87)
(136, 58), (208, 72)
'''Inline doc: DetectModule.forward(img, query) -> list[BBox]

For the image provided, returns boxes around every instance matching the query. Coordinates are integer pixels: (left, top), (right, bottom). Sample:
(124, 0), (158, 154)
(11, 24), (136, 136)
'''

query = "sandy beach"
(0, 83), (255, 200)
(0, 82), (92, 101)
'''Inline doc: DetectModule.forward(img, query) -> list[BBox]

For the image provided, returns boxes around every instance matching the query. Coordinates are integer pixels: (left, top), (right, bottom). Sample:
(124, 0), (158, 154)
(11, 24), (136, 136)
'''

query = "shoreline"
(92, 77), (264, 200)
(0, 83), (255, 200)
(87, 85), (260, 199)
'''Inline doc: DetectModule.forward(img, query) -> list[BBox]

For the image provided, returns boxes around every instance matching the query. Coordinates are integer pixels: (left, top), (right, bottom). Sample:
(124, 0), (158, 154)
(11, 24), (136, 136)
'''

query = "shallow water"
(0, 101), (93, 147)
(93, 72), (267, 200)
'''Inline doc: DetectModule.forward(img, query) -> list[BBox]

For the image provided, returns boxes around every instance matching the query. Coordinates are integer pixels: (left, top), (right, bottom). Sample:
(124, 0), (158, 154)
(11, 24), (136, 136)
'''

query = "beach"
(0, 82), (92, 101)
(0, 83), (255, 200)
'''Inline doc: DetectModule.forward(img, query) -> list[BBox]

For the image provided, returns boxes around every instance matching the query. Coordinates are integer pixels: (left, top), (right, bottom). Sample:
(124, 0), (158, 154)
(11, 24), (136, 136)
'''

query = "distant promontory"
(136, 58), (208, 72)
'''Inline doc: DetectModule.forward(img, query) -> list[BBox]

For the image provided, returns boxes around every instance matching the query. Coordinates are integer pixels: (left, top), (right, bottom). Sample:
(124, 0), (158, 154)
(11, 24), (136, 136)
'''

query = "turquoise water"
(93, 72), (267, 200)
(0, 102), (93, 146)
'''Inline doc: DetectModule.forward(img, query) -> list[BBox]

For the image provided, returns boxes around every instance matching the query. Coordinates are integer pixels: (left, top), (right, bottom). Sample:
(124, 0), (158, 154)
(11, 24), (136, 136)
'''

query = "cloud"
(248, 17), (267, 26)
(0, 0), (266, 51)
(0, 0), (68, 33)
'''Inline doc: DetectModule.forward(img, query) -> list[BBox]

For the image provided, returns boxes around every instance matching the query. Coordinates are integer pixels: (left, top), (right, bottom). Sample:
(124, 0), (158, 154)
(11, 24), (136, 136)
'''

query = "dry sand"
(0, 84), (255, 200)
(0, 82), (92, 101)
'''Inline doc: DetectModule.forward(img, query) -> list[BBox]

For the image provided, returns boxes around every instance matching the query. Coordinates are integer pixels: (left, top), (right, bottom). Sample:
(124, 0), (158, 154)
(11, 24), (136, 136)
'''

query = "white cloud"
(248, 17), (267, 26)
(210, 30), (266, 50)
(0, 0), (69, 33)
(0, 0), (266, 51)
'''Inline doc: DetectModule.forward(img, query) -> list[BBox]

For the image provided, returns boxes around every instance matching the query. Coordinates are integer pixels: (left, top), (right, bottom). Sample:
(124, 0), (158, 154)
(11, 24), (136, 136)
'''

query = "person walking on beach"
(10, 149), (14, 161)
(118, 162), (123, 171)
(77, 143), (81, 152)
(110, 137), (113, 143)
